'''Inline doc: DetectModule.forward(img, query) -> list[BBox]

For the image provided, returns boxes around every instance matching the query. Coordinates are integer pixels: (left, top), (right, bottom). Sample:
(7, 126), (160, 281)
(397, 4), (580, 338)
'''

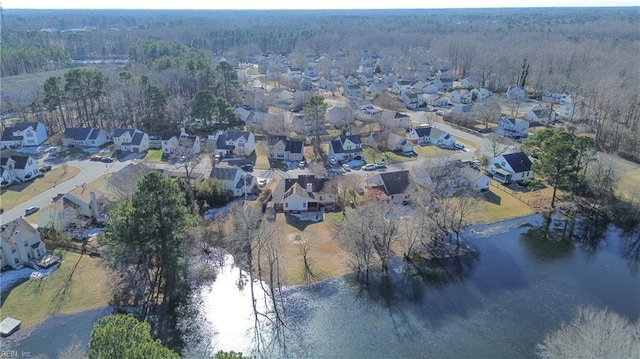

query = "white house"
(326, 106), (356, 127)
(377, 111), (411, 130)
(211, 130), (255, 157)
(401, 91), (422, 110)
(542, 92), (569, 105)
(209, 166), (255, 197)
(0, 153), (39, 181)
(328, 135), (363, 160)
(506, 86), (526, 101)
(160, 129), (200, 155)
(470, 88), (492, 101)
(488, 152), (534, 184)
(406, 126), (456, 147)
(62, 127), (109, 147)
(1, 167), (13, 186)
(524, 107), (557, 124)
(112, 129), (149, 153)
(1, 122), (48, 148)
(460, 167), (490, 192)
(267, 135), (304, 161)
(0, 217), (47, 270)
(449, 89), (472, 104)
(497, 117), (530, 138)
(452, 78), (472, 88)
(387, 132), (414, 152)
(343, 84), (363, 100)
(425, 94), (449, 107)
(272, 175), (336, 212)
(392, 80), (413, 95)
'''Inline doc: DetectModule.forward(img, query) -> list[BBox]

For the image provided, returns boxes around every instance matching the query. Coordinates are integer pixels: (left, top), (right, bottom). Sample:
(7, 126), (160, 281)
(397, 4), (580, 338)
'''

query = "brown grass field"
(0, 166), (81, 211)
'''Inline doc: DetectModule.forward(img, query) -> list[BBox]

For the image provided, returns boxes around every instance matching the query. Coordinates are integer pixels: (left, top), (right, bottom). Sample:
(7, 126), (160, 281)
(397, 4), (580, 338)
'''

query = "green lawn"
(413, 144), (454, 158)
(0, 250), (112, 328)
(0, 166), (81, 211)
(363, 147), (414, 164)
(471, 188), (536, 224)
(143, 149), (164, 163)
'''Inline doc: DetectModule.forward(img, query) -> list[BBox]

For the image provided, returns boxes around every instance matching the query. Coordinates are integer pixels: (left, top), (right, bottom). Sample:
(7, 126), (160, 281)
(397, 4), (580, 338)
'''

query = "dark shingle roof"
(216, 134), (235, 150)
(285, 140), (303, 154)
(1, 127), (21, 141)
(267, 135), (288, 146)
(284, 175), (327, 194)
(394, 112), (410, 119)
(379, 170), (411, 195)
(227, 131), (251, 141)
(113, 128), (135, 138)
(503, 152), (532, 173)
(210, 166), (240, 181)
(339, 135), (362, 145)
(130, 132), (145, 146)
(330, 139), (343, 154)
(64, 127), (93, 141)
(413, 127), (432, 138)
(88, 128), (102, 140)
(160, 130), (182, 141)
(10, 155), (31, 170)
(13, 122), (40, 132)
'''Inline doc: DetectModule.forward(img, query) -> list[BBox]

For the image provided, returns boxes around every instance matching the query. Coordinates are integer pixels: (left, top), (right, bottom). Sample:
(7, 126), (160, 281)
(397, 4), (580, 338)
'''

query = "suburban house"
(559, 96), (589, 121)
(62, 127), (109, 148)
(406, 126), (456, 147)
(542, 92), (569, 105)
(268, 88), (294, 109)
(449, 89), (472, 104)
(0, 217), (47, 270)
(524, 107), (557, 124)
(497, 117), (530, 138)
(401, 90), (422, 110)
(506, 86), (526, 101)
(267, 135), (304, 161)
(1, 167), (13, 186)
(377, 111), (411, 129)
(425, 94), (449, 107)
(234, 106), (268, 126)
(160, 130), (200, 155)
(317, 79), (336, 91)
(460, 167), (490, 192)
(271, 175), (336, 212)
(210, 130), (255, 157)
(209, 166), (255, 197)
(326, 106), (356, 128)
(343, 84), (363, 100)
(367, 131), (413, 153)
(367, 82), (388, 94)
(366, 170), (413, 203)
(112, 129), (149, 153)
(38, 184), (104, 230)
(452, 78), (472, 88)
(242, 87), (267, 111)
(328, 135), (363, 160)
(488, 152), (534, 184)
(392, 80), (413, 95)
(0, 152), (39, 181)
(470, 88), (492, 101)
(1, 122), (48, 149)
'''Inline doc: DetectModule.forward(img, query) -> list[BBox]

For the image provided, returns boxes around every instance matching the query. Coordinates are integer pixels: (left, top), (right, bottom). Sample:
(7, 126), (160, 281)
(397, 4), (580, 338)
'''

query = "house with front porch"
(267, 135), (304, 161)
(328, 135), (363, 161)
(272, 175), (336, 212)
(406, 126), (456, 147)
(488, 152), (534, 184)
(62, 127), (109, 148)
(1, 152), (39, 181)
(112, 129), (149, 153)
(210, 130), (255, 157)
(0, 217), (47, 270)
(160, 129), (200, 155)
(209, 166), (255, 197)
(1, 122), (48, 149)
(497, 117), (529, 138)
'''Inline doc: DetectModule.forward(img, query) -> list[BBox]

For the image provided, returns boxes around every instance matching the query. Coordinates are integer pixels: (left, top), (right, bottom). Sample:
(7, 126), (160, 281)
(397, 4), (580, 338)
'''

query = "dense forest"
(1, 7), (639, 159)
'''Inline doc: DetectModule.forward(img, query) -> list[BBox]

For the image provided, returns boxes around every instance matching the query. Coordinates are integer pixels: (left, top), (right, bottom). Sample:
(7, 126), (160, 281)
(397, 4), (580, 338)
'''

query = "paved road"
(1, 159), (131, 225)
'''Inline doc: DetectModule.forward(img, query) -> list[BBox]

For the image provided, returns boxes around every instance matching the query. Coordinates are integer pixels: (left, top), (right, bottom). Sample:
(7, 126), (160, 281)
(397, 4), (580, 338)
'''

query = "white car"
(342, 164), (351, 172)
(362, 164), (377, 171)
(257, 178), (267, 187)
(328, 157), (338, 165)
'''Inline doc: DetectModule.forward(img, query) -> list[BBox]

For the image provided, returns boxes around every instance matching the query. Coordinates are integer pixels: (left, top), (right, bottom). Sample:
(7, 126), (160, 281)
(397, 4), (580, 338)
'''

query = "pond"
(199, 214), (640, 358)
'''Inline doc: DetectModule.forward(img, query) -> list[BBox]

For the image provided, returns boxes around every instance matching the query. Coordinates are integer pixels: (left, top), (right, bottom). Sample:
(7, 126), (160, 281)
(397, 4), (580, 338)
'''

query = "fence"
(489, 179), (531, 206)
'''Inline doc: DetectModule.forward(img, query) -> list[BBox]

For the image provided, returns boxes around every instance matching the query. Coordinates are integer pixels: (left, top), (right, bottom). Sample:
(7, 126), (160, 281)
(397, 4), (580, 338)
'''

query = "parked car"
(342, 164), (351, 172)
(25, 206), (39, 215)
(90, 155), (102, 161)
(298, 160), (306, 169)
(39, 165), (52, 172)
(362, 164), (377, 171)
(454, 143), (465, 150)
(375, 162), (387, 169)
(101, 157), (114, 163)
(257, 178), (267, 187)
(328, 157), (338, 165)
(240, 164), (254, 172)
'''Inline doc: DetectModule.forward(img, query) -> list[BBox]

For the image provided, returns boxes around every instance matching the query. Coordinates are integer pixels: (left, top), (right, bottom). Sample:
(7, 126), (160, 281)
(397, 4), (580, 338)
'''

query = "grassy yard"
(617, 169), (640, 200)
(412, 144), (455, 158)
(143, 149), (164, 163)
(0, 250), (112, 328)
(471, 189), (536, 224)
(254, 145), (271, 170)
(0, 166), (81, 211)
(363, 147), (415, 164)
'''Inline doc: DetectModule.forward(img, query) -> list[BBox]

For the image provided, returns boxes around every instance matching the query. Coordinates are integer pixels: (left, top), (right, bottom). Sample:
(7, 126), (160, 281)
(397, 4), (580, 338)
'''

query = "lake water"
(200, 214), (640, 359)
(3, 214), (639, 358)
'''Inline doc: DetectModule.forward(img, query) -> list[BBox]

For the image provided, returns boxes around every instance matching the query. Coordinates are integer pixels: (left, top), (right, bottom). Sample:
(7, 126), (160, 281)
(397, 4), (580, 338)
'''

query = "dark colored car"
(101, 157), (114, 163)
(25, 206), (40, 215)
(39, 165), (52, 172)
(240, 164), (254, 172)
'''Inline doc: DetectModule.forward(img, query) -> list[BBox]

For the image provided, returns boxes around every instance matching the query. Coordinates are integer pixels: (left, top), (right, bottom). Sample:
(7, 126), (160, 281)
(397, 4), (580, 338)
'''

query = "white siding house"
(497, 117), (529, 138)
(488, 152), (534, 184)
(1, 122), (48, 148)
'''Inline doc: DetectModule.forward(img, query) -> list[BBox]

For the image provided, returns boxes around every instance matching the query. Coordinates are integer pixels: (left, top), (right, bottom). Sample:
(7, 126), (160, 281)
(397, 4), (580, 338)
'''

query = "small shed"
(266, 201), (276, 221)
(0, 317), (22, 337)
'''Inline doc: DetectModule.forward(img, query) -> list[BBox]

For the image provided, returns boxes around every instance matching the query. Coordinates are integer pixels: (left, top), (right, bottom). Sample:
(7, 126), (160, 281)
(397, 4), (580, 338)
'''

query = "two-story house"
(506, 86), (526, 101)
(343, 84), (363, 100)
(401, 90), (422, 110)
(329, 135), (363, 161)
(267, 135), (304, 161)
(449, 89), (472, 104)
(497, 117), (530, 138)
(62, 127), (109, 148)
(209, 166), (255, 197)
(160, 130), (201, 156)
(0, 217), (48, 270)
(488, 152), (534, 184)
(112, 129), (149, 153)
(524, 107), (557, 125)
(406, 126), (456, 147)
(470, 88), (492, 101)
(211, 130), (256, 158)
(366, 170), (413, 203)
(0, 152), (39, 181)
(1, 122), (48, 149)
(271, 175), (336, 212)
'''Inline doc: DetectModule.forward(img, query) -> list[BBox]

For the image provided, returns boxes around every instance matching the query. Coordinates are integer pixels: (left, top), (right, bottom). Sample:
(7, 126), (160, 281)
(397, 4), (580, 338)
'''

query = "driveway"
(1, 159), (130, 224)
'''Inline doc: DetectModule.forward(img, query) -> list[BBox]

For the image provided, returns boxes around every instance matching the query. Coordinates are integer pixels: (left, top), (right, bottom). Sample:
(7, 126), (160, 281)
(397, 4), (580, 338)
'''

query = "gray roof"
(413, 127), (432, 138)
(210, 166), (240, 181)
(1, 127), (21, 142)
(88, 128), (102, 140)
(283, 175), (327, 194)
(113, 128), (136, 138)
(64, 127), (94, 141)
(10, 155), (32, 170)
(12, 122), (41, 132)
(1, 217), (39, 245)
(216, 134), (235, 150)
(285, 140), (303, 154)
(503, 152), (533, 173)
(379, 170), (411, 195)
(227, 131), (251, 141)
(160, 130), (182, 141)
(129, 132), (145, 146)
(267, 135), (288, 146)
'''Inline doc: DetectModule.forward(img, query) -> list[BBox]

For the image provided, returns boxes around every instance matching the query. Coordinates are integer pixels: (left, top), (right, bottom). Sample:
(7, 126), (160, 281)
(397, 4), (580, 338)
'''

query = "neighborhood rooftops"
(63, 127), (94, 141)
(378, 170), (411, 195)
(284, 139), (303, 154)
(209, 166), (241, 181)
(1, 127), (22, 141)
